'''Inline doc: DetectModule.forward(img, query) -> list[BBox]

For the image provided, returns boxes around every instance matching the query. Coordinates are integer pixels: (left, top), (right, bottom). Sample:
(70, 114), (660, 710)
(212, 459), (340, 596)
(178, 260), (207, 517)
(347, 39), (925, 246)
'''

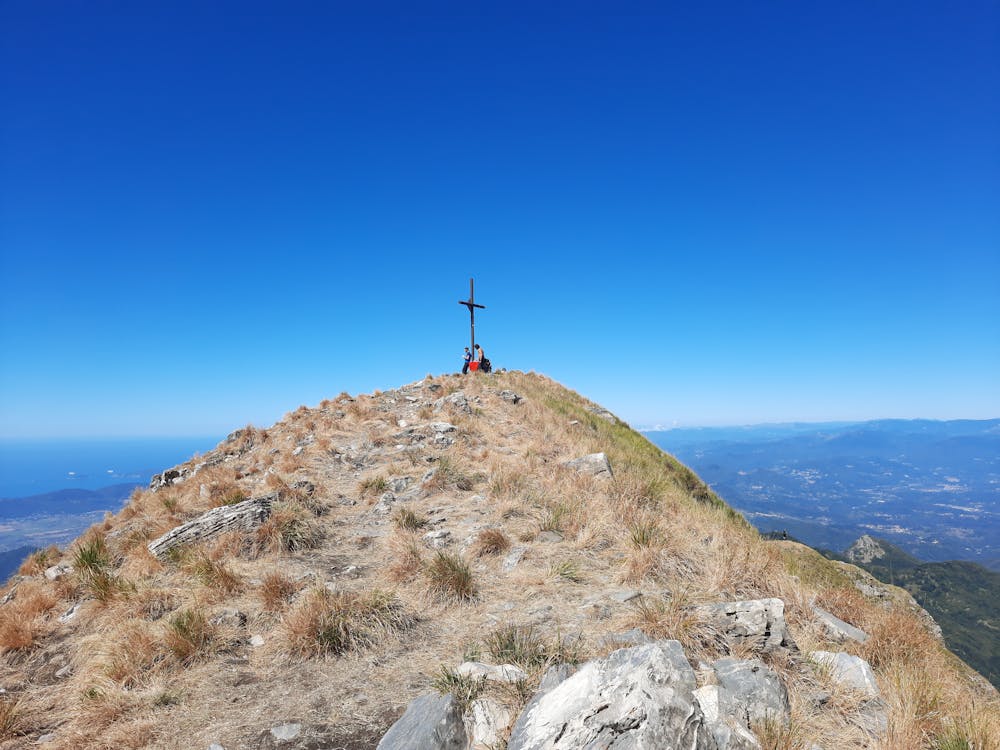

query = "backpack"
(482, 358), (492, 373)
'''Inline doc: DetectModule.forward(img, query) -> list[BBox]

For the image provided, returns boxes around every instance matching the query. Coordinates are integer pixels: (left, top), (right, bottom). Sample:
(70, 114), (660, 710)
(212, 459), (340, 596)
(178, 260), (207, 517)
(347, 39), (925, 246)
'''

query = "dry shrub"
(425, 551), (476, 601)
(471, 528), (511, 557)
(259, 572), (300, 612)
(283, 588), (414, 657)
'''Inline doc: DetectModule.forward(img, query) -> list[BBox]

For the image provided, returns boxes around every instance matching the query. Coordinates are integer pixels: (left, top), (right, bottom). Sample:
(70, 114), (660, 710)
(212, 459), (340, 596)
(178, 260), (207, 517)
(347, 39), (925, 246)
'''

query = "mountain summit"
(0, 372), (996, 749)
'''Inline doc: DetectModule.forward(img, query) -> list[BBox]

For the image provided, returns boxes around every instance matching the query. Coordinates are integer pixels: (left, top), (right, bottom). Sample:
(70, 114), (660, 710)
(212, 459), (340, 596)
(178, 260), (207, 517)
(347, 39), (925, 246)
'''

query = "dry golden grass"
(248, 503), (322, 557)
(0, 371), (995, 750)
(282, 588), (415, 657)
(164, 608), (215, 664)
(471, 528), (511, 557)
(0, 694), (21, 741)
(0, 580), (57, 654)
(183, 553), (243, 596)
(16, 545), (60, 576)
(387, 533), (425, 583)
(259, 572), (301, 612)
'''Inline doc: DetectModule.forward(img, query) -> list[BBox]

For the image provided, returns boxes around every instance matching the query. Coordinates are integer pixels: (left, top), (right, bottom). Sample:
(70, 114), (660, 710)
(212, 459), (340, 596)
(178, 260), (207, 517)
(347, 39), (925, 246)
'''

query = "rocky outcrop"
(699, 598), (796, 653)
(506, 641), (717, 749)
(376, 694), (467, 750)
(147, 494), (275, 559)
(845, 534), (886, 564)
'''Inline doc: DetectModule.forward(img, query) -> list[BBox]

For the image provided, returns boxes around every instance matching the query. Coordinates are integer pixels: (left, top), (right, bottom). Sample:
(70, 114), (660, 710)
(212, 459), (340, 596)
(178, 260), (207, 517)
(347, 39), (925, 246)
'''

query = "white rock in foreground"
(506, 641), (716, 749)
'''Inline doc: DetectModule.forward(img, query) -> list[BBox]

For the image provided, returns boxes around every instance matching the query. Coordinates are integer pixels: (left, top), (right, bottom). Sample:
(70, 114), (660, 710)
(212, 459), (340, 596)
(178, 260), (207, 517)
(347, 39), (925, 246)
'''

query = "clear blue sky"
(1, 1), (997, 437)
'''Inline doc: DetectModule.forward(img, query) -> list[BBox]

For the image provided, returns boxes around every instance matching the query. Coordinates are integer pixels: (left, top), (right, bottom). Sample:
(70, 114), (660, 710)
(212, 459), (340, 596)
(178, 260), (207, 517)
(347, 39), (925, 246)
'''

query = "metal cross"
(458, 277), (486, 358)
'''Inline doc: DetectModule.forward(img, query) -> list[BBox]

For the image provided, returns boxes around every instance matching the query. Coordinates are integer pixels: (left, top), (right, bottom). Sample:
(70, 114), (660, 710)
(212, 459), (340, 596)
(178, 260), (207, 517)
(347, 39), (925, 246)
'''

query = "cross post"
(458, 277), (485, 364)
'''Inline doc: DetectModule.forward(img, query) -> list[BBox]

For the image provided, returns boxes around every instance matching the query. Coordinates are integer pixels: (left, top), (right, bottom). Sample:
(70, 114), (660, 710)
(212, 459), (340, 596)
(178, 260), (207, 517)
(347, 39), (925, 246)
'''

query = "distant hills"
(0, 483), (141, 581)
(0, 482), (141, 517)
(647, 418), (1000, 569)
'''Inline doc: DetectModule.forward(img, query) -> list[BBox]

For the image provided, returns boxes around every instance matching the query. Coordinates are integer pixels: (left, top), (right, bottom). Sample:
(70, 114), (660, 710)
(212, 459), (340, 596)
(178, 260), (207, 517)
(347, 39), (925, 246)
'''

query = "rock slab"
(377, 694), (468, 750)
(507, 641), (717, 749)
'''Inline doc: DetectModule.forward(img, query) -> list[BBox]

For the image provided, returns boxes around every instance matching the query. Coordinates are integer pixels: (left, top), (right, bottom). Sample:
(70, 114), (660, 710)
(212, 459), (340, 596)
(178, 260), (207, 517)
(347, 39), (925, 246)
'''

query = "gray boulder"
(563, 452), (614, 479)
(693, 685), (760, 750)
(376, 694), (468, 750)
(699, 598), (796, 653)
(809, 651), (880, 697)
(812, 606), (869, 644)
(507, 641), (717, 749)
(712, 657), (790, 727)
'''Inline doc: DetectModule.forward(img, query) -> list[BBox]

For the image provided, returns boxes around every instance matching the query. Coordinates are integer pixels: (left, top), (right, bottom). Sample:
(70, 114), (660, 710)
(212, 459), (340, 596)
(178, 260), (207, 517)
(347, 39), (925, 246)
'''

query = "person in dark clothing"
(461, 347), (472, 375)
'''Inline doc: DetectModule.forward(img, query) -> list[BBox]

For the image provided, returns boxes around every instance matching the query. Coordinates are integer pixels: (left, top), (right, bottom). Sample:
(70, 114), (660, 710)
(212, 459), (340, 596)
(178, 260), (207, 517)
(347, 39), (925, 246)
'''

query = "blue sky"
(1, 0), (997, 437)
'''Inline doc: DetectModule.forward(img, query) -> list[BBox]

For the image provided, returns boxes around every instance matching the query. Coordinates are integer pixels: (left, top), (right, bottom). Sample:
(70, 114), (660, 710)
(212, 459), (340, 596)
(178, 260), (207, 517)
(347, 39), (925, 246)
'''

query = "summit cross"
(458, 278), (486, 358)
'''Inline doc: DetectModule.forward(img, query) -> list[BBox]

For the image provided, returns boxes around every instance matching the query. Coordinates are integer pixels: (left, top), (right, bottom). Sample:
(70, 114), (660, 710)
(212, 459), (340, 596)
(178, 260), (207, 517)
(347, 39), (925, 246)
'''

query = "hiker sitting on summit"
(475, 344), (491, 373)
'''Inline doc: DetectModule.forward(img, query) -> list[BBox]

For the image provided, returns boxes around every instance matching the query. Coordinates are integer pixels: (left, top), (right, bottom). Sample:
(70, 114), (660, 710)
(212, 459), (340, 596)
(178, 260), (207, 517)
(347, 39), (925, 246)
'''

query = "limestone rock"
(501, 546), (527, 572)
(699, 598), (796, 653)
(423, 530), (452, 549)
(147, 494), (275, 559)
(44, 564), (73, 581)
(809, 651), (880, 697)
(712, 657), (791, 727)
(506, 641), (717, 749)
(455, 661), (528, 683)
(563, 452), (614, 479)
(468, 698), (512, 749)
(499, 390), (522, 404)
(845, 535), (886, 565)
(693, 685), (761, 750)
(585, 405), (619, 423)
(376, 694), (467, 750)
(812, 606), (869, 644)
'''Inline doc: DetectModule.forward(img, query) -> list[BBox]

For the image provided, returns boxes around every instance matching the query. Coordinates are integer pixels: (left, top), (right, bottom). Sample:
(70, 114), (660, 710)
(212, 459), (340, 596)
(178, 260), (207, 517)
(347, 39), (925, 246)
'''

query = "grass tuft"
(259, 572), (300, 612)
(393, 507), (428, 531)
(164, 609), (214, 664)
(431, 665), (486, 712)
(283, 588), (414, 657)
(471, 528), (511, 557)
(425, 552), (476, 601)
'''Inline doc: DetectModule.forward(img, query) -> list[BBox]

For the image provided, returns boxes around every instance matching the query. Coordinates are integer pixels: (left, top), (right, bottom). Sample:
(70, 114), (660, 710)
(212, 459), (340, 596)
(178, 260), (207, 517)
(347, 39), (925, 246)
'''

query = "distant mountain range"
(647, 418), (1000, 570)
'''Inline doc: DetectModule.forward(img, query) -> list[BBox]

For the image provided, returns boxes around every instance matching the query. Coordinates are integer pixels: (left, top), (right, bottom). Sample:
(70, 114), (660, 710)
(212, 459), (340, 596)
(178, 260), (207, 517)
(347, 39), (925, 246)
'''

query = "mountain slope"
(0, 372), (995, 749)
(841, 534), (1000, 688)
